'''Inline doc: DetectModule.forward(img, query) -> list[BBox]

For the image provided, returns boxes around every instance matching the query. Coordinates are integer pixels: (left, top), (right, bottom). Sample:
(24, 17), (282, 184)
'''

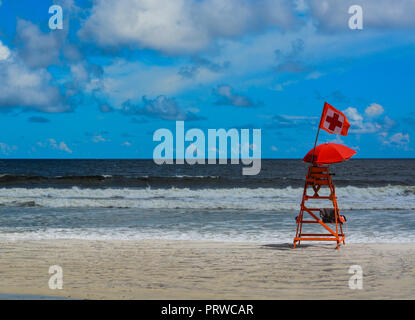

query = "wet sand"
(0, 240), (413, 299)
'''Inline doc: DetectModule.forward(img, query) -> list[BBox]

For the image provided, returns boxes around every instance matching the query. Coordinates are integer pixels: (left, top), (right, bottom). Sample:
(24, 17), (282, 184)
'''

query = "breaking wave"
(0, 185), (414, 210)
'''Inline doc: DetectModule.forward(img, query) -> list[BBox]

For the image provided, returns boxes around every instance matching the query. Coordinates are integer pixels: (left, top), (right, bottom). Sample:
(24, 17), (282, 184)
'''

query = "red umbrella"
(303, 143), (357, 165)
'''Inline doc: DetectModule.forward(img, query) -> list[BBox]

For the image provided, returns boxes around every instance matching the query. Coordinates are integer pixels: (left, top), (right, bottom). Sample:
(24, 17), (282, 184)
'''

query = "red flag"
(319, 102), (350, 136)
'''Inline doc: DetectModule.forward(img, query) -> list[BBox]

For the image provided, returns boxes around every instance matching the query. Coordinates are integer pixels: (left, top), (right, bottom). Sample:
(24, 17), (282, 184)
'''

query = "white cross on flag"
(319, 102), (350, 136)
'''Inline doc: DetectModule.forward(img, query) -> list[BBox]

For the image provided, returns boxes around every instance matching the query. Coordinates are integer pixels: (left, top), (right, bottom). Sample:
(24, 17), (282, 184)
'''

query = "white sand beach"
(0, 240), (413, 299)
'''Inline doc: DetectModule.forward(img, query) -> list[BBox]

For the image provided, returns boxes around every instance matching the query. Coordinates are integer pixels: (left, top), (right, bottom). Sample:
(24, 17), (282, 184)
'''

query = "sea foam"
(0, 185), (414, 210)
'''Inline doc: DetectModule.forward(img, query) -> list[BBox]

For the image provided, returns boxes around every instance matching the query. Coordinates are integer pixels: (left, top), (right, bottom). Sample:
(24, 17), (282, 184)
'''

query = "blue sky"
(0, 0), (414, 159)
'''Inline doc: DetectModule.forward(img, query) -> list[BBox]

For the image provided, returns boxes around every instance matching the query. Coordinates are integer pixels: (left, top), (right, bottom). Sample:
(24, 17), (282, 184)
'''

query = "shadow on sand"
(260, 243), (327, 250)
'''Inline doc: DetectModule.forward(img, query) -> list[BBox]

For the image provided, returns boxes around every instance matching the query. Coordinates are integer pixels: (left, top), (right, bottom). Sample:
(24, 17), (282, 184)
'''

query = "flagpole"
(311, 103), (326, 166)
(311, 127), (320, 165)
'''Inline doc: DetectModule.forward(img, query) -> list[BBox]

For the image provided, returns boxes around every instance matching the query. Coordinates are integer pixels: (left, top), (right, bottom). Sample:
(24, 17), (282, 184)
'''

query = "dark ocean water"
(0, 159), (414, 188)
(0, 159), (414, 243)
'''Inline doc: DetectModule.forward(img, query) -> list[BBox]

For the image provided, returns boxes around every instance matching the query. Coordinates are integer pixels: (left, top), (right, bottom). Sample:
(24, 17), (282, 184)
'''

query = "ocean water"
(0, 159), (414, 243)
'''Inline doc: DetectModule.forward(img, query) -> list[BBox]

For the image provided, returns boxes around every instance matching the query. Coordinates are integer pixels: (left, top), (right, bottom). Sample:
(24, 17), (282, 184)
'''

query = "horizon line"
(0, 157), (413, 160)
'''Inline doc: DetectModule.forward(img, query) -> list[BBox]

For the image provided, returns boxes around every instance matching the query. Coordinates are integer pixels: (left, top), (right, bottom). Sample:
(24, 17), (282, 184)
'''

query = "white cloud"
(186, 107), (200, 114)
(390, 133), (409, 144)
(328, 136), (344, 144)
(103, 59), (221, 101)
(0, 19), (89, 113)
(306, 71), (323, 79)
(122, 141), (132, 147)
(381, 116), (396, 131)
(271, 80), (297, 91)
(294, 0), (308, 12)
(0, 59), (68, 112)
(45, 139), (73, 153)
(79, 0), (299, 54)
(0, 142), (18, 155)
(70, 63), (90, 83)
(343, 107), (395, 135)
(0, 40), (10, 60)
(0, 30), (69, 113)
(98, 18), (415, 100)
(214, 85), (257, 107)
(59, 141), (73, 153)
(365, 103), (384, 117)
(382, 133), (410, 147)
(16, 19), (61, 68)
(121, 95), (202, 121)
(343, 107), (363, 122)
(92, 135), (106, 143)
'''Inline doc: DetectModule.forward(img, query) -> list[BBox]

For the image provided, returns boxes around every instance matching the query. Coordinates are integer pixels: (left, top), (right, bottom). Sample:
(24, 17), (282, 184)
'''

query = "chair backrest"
(320, 208), (336, 223)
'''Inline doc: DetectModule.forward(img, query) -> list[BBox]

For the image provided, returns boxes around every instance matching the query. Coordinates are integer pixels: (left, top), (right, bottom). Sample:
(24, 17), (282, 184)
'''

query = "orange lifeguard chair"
(293, 165), (345, 250)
